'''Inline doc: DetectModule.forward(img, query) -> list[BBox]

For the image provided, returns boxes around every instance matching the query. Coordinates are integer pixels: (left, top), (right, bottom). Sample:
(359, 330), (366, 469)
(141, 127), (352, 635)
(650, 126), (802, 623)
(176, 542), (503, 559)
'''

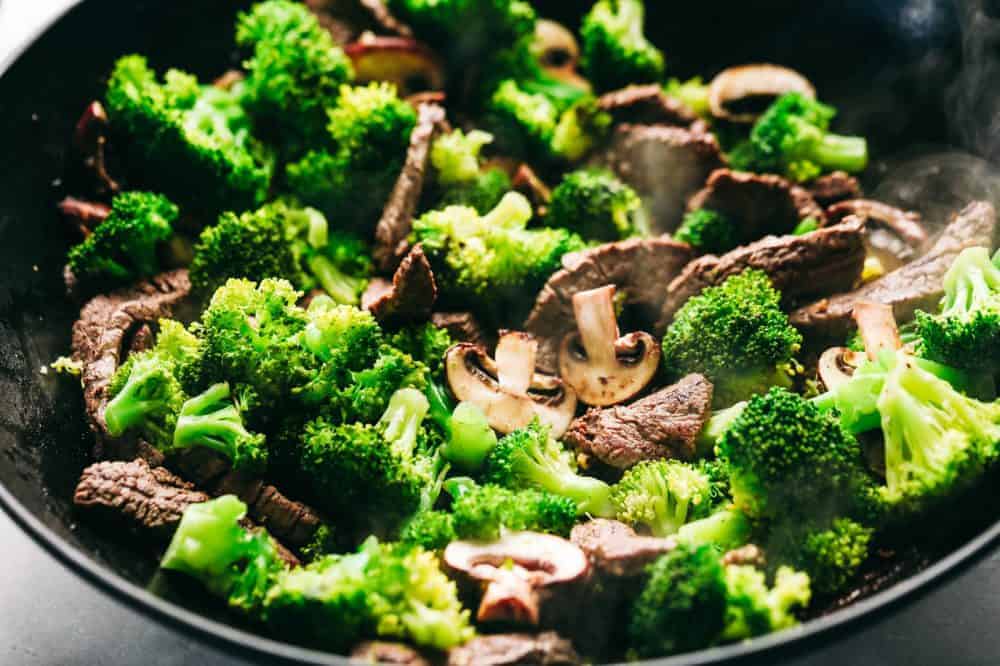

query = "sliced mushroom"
(852, 300), (903, 360)
(817, 346), (865, 391)
(827, 199), (929, 269)
(58, 197), (110, 239)
(708, 64), (816, 123)
(532, 20), (591, 94)
(558, 286), (660, 407)
(443, 532), (590, 627)
(446, 332), (577, 437)
(345, 35), (445, 98)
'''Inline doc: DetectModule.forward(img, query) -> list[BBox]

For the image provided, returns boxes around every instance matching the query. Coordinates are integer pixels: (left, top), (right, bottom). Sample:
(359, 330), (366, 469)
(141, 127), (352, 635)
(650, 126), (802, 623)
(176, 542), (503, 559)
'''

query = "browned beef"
(525, 237), (693, 372)
(563, 374), (714, 468)
(374, 103), (446, 273)
(364, 245), (437, 326)
(58, 197), (110, 239)
(350, 642), (435, 665)
(447, 633), (580, 666)
(71, 269), (191, 454)
(570, 519), (675, 578)
(596, 85), (696, 127)
(73, 459), (209, 537)
(790, 201), (997, 338)
(656, 218), (866, 331)
(808, 171), (862, 207)
(827, 199), (928, 250)
(593, 124), (724, 234)
(431, 311), (489, 347)
(73, 100), (120, 196)
(686, 168), (826, 239)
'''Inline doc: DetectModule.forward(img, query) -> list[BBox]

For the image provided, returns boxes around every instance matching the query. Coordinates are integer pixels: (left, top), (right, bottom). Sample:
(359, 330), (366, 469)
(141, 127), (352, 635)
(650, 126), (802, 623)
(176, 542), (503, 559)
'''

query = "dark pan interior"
(1, 0), (1000, 664)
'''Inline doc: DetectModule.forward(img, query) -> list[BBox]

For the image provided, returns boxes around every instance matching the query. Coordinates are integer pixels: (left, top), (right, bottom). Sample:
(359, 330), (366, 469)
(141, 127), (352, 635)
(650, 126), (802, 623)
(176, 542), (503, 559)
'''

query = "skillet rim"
(2, 2), (1000, 665)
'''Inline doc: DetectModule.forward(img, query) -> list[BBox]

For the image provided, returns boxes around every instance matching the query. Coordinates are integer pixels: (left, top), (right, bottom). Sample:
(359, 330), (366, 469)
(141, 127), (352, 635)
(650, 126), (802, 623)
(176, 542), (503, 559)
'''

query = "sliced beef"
(593, 124), (725, 234)
(596, 85), (696, 127)
(563, 374), (714, 468)
(686, 168), (826, 239)
(364, 245), (437, 326)
(525, 237), (693, 372)
(73, 100), (121, 196)
(71, 269), (191, 454)
(73, 459), (209, 538)
(447, 633), (580, 666)
(790, 201), (997, 338)
(570, 519), (675, 578)
(656, 218), (866, 331)
(374, 103), (446, 273)
(350, 642), (434, 665)
(808, 171), (862, 207)
(432, 311), (489, 348)
(827, 199), (928, 264)
(58, 197), (110, 239)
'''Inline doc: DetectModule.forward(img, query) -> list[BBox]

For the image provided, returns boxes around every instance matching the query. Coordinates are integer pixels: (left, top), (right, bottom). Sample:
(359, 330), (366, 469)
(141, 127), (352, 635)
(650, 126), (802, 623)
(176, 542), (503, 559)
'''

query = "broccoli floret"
(451, 483), (578, 541)
(732, 92), (868, 182)
(486, 79), (560, 158)
(399, 510), (457, 551)
(103, 353), (186, 447)
(286, 83), (417, 233)
(387, 323), (453, 378)
(66, 191), (177, 289)
(915, 247), (1000, 372)
(172, 382), (268, 473)
(661, 270), (803, 407)
(483, 420), (615, 517)
(437, 169), (512, 214)
(549, 97), (613, 163)
(161, 496), (285, 613)
(337, 347), (429, 423)
(665, 77), (710, 118)
(413, 192), (586, 319)
(431, 129), (494, 186)
(104, 55), (272, 213)
(611, 460), (713, 537)
(235, 0), (354, 157)
(720, 564), (811, 642)
(580, 0), (665, 93)
(191, 201), (372, 303)
(438, 401), (498, 472)
(547, 169), (645, 241)
(794, 518), (873, 595)
(264, 537), (474, 651)
(675, 506), (752, 552)
(673, 209), (739, 255)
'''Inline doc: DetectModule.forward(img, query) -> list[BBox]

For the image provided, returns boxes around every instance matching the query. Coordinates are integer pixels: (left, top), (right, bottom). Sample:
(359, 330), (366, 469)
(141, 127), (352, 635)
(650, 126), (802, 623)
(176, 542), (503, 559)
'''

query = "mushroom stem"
(496, 332), (537, 396)
(852, 300), (902, 360)
(572, 286), (620, 370)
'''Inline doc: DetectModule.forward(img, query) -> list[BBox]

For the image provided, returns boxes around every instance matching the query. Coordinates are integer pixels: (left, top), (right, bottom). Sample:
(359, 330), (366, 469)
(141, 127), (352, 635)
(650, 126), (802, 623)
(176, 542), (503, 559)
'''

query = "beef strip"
(214, 474), (325, 549)
(656, 217), (867, 331)
(592, 124), (725, 234)
(596, 84), (696, 127)
(686, 168), (826, 239)
(73, 100), (121, 196)
(808, 171), (862, 207)
(827, 198), (928, 250)
(364, 245), (437, 326)
(790, 201), (997, 338)
(570, 519), (675, 578)
(71, 269), (191, 457)
(350, 642), (434, 665)
(374, 103), (446, 273)
(58, 197), (110, 239)
(563, 374), (714, 468)
(447, 633), (580, 666)
(525, 237), (693, 373)
(432, 311), (487, 347)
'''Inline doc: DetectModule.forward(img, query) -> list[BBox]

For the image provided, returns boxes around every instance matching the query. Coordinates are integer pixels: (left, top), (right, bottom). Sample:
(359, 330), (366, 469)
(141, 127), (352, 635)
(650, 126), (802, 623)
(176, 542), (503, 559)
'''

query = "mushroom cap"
(817, 346), (864, 392)
(443, 532), (590, 588)
(708, 64), (816, 123)
(345, 35), (445, 98)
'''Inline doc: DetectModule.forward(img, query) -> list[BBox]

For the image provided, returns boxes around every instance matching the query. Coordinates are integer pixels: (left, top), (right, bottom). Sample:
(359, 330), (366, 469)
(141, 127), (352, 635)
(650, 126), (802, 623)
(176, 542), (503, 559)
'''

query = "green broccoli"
(486, 79), (560, 158)
(66, 191), (177, 290)
(286, 83), (416, 233)
(428, 128), (511, 214)
(104, 55), (272, 213)
(661, 269), (803, 407)
(190, 201), (372, 304)
(483, 420), (615, 517)
(731, 92), (868, 182)
(399, 509), (457, 551)
(437, 169), (512, 215)
(547, 169), (645, 241)
(580, 0), (665, 93)
(172, 382), (268, 473)
(611, 460), (713, 537)
(437, 401), (498, 472)
(549, 97), (613, 162)
(675, 506), (752, 552)
(794, 518), (873, 595)
(665, 77), (710, 118)
(451, 483), (578, 541)
(719, 564), (811, 642)
(915, 247), (1000, 372)
(235, 0), (354, 156)
(387, 323), (453, 379)
(673, 209), (739, 255)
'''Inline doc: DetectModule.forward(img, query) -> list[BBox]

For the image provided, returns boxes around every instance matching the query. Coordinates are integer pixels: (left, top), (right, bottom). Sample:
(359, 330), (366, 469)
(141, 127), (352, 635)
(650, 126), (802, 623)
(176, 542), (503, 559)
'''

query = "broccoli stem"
(676, 508), (751, 551)
(173, 382), (267, 472)
(378, 388), (430, 456)
(811, 133), (868, 174)
(307, 254), (366, 305)
(425, 381), (454, 431)
(441, 402), (498, 472)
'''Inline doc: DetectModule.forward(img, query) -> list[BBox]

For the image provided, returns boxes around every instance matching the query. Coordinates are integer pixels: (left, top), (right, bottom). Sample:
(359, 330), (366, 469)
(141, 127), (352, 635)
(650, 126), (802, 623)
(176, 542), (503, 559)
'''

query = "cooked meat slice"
(525, 237), (693, 372)
(827, 198), (928, 250)
(432, 311), (489, 347)
(365, 245), (437, 326)
(73, 100), (120, 196)
(447, 632), (580, 666)
(305, 0), (412, 44)
(570, 519), (675, 578)
(374, 103), (446, 273)
(73, 459), (209, 537)
(71, 269), (191, 450)
(208, 472), (325, 549)
(808, 171), (862, 207)
(350, 642), (434, 665)
(790, 201), (997, 337)
(563, 374), (714, 468)
(58, 197), (110, 239)
(656, 218), (866, 331)
(686, 168), (826, 238)
(361, 278), (394, 310)
(593, 124), (724, 234)
(512, 163), (552, 213)
(596, 85), (696, 127)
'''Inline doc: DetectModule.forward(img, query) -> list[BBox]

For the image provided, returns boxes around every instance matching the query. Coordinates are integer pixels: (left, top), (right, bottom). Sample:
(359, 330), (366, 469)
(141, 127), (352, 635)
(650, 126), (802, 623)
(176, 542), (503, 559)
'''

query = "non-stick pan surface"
(1, 1), (999, 664)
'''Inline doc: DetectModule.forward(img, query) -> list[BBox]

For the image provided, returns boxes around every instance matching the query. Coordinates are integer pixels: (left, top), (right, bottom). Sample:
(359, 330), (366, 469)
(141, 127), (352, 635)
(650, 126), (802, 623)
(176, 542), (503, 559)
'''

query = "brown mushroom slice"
(73, 100), (121, 196)
(558, 286), (659, 407)
(708, 64), (816, 123)
(443, 532), (590, 628)
(345, 35), (445, 98)
(58, 197), (110, 239)
(827, 199), (929, 270)
(446, 332), (577, 437)
(852, 300), (903, 360)
(532, 20), (591, 94)
(817, 346), (865, 392)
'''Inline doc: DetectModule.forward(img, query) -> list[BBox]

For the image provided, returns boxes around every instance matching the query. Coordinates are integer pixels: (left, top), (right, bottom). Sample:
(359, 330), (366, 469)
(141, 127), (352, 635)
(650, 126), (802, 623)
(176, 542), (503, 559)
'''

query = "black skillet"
(1, 0), (1000, 664)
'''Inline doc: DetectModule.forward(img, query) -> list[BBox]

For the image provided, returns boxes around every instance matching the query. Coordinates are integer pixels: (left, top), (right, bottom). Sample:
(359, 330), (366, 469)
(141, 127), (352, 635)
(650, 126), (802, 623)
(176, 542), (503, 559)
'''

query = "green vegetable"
(665, 77), (710, 118)
(431, 129), (495, 186)
(172, 382), (268, 473)
(674, 209), (739, 255)
(547, 169), (645, 241)
(451, 483), (577, 541)
(581, 0), (665, 93)
(611, 460), (713, 537)
(439, 402), (498, 472)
